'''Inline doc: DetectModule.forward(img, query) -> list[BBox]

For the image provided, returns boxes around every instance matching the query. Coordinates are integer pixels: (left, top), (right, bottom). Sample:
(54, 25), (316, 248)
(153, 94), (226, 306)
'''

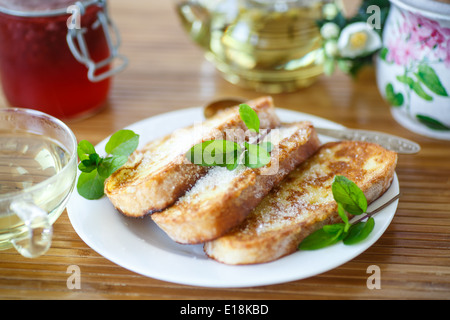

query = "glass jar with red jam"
(0, 0), (127, 120)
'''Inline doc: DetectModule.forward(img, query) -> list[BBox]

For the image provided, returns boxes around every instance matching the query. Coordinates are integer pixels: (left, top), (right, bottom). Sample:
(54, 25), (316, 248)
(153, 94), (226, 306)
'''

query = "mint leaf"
(226, 156), (240, 171)
(239, 104), (260, 133)
(77, 140), (96, 161)
(185, 106), (275, 171)
(77, 170), (106, 200)
(78, 159), (97, 173)
(187, 140), (241, 167)
(332, 175), (367, 215)
(337, 203), (350, 232)
(244, 142), (271, 169)
(186, 140), (214, 166)
(97, 155), (128, 178)
(105, 129), (140, 157)
(298, 176), (376, 250)
(323, 223), (345, 235)
(299, 227), (344, 250)
(76, 129), (139, 200)
(259, 141), (273, 153)
(77, 151), (100, 173)
(343, 217), (375, 245)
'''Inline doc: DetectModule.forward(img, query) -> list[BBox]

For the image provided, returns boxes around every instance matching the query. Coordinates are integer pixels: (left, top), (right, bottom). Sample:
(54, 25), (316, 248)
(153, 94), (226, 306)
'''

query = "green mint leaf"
(105, 129), (140, 157)
(343, 217), (375, 245)
(78, 159), (97, 173)
(226, 156), (240, 171)
(332, 175), (367, 215)
(323, 223), (345, 235)
(259, 141), (273, 153)
(77, 140), (96, 161)
(77, 170), (106, 200)
(186, 140), (213, 165)
(89, 153), (101, 165)
(239, 104), (260, 133)
(299, 226), (344, 250)
(244, 142), (271, 169)
(97, 155), (128, 178)
(77, 151), (101, 173)
(186, 140), (241, 167)
(416, 65), (448, 97)
(337, 203), (350, 232)
(76, 129), (139, 200)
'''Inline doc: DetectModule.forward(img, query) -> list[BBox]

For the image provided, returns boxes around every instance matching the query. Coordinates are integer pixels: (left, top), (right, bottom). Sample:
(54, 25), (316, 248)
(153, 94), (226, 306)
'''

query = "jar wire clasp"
(66, 0), (128, 82)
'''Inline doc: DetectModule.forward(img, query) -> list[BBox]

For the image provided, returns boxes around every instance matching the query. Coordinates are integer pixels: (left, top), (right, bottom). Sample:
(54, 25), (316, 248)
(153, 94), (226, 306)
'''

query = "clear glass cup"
(0, 108), (77, 257)
(175, 0), (326, 93)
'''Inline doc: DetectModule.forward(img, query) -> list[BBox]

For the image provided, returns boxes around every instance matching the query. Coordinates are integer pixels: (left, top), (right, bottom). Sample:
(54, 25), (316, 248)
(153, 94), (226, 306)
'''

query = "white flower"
(320, 22), (340, 40)
(337, 22), (382, 58)
(324, 40), (339, 57)
(322, 3), (339, 20)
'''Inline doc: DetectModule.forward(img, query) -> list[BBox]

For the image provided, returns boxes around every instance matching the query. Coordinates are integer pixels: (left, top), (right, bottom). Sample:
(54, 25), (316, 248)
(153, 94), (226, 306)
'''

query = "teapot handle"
(10, 201), (52, 258)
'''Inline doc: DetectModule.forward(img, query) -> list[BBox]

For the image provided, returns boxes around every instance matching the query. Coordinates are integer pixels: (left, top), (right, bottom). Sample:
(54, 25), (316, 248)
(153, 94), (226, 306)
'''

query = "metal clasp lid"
(66, 0), (128, 82)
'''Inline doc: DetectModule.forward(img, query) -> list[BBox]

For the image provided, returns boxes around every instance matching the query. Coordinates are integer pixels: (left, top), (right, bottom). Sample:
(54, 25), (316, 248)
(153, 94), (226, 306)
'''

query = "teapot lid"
(390, 0), (450, 20)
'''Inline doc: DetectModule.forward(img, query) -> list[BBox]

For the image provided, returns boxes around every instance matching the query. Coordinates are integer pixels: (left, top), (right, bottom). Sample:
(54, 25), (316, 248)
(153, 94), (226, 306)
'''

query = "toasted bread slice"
(151, 122), (321, 244)
(204, 141), (398, 265)
(105, 96), (281, 217)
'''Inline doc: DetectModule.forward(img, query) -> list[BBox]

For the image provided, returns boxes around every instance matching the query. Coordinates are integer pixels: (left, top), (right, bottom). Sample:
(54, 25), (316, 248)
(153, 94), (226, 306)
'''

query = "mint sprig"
(299, 175), (376, 250)
(186, 104), (272, 170)
(77, 129), (139, 200)
(239, 103), (260, 133)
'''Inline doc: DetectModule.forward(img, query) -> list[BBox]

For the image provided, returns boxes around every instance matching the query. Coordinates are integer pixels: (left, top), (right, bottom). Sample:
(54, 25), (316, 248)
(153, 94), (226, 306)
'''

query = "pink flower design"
(387, 38), (418, 66)
(443, 39), (450, 69)
(387, 11), (450, 67)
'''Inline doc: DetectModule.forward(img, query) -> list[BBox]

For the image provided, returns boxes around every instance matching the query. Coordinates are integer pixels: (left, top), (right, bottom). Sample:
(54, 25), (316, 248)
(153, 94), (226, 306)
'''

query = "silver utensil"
(204, 98), (421, 154)
(314, 127), (420, 154)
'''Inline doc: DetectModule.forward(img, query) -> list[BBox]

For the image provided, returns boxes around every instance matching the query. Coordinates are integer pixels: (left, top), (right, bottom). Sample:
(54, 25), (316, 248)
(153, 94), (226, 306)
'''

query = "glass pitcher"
(175, 0), (326, 93)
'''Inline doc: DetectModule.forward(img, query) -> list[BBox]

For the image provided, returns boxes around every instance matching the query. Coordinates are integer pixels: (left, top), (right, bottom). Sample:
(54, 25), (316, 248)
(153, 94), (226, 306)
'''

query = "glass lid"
(0, 0), (100, 17)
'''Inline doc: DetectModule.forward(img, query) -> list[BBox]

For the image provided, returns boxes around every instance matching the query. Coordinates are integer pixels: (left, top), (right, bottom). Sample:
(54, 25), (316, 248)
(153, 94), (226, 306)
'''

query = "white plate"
(67, 108), (399, 288)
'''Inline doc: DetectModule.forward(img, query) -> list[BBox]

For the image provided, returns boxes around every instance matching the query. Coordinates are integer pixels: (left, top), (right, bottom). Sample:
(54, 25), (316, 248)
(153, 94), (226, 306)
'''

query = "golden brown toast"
(104, 96), (280, 217)
(204, 141), (398, 265)
(151, 122), (321, 244)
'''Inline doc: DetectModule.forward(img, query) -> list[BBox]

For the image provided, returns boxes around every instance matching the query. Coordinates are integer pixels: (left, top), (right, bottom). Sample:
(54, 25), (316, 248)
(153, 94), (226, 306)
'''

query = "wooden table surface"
(1, 0), (449, 300)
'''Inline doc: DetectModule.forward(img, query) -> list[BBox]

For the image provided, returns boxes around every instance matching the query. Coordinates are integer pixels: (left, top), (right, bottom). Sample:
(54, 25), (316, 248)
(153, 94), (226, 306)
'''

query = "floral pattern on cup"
(380, 10), (450, 131)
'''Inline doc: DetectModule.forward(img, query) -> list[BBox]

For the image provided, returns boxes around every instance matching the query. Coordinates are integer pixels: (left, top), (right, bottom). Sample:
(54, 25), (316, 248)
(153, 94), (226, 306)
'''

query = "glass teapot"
(175, 0), (326, 93)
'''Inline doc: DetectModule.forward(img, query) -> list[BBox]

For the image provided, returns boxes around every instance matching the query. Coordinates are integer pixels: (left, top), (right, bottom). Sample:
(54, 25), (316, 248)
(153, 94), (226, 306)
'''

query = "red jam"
(0, 0), (111, 120)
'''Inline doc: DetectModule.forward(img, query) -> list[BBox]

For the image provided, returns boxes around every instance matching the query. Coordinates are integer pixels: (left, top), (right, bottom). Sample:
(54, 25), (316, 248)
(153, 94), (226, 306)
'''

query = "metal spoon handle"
(315, 127), (421, 154)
